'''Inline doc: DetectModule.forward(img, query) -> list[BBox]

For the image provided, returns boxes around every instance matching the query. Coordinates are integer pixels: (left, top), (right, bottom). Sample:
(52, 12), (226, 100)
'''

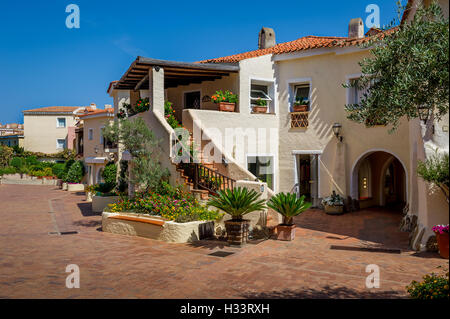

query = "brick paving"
(0, 184), (447, 299)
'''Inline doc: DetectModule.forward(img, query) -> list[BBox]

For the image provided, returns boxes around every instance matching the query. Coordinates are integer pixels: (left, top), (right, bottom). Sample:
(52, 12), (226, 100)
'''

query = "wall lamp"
(332, 123), (343, 142)
(94, 146), (99, 154)
(417, 105), (431, 124)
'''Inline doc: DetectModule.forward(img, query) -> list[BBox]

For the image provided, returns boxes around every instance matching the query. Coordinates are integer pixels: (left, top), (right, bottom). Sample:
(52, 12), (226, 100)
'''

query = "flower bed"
(108, 182), (222, 223)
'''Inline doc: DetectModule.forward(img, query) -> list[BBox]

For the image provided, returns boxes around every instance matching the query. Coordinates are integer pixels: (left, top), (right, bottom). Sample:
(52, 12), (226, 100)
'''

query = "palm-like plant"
(207, 187), (266, 220)
(267, 193), (312, 225)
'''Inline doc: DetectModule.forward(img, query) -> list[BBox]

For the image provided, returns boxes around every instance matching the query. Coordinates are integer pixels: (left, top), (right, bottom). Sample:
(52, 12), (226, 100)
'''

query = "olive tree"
(102, 117), (169, 193)
(344, 1), (449, 131)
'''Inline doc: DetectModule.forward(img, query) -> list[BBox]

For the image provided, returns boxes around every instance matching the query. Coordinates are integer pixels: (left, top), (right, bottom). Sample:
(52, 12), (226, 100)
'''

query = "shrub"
(418, 152), (449, 202)
(52, 163), (66, 179)
(102, 162), (117, 186)
(407, 272), (449, 300)
(0, 166), (17, 175)
(65, 161), (84, 183)
(10, 157), (25, 169)
(25, 156), (39, 167)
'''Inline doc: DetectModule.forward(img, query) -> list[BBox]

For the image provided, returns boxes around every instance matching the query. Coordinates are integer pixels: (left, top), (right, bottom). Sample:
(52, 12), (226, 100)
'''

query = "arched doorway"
(351, 150), (407, 210)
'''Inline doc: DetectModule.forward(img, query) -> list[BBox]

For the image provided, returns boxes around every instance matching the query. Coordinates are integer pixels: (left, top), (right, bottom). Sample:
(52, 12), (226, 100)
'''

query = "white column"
(149, 66), (165, 116)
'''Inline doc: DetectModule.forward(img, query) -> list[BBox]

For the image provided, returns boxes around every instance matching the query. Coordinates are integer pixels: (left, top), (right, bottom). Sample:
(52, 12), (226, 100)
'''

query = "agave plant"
(267, 193), (312, 225)
(207, 187), (266, 220)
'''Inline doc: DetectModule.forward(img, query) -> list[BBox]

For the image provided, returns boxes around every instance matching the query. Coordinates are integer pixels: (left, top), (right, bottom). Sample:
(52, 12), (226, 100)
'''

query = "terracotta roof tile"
(199, 30), (396, 64)
(78, 108), (114, 118)
(23, 106), (85, 113)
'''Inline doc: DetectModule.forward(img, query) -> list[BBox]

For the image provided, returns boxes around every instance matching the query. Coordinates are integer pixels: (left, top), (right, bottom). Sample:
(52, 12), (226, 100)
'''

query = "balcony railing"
(290, 112), (309, 128)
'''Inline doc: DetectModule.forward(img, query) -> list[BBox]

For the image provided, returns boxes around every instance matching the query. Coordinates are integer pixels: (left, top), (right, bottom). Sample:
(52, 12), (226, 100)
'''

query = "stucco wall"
(276, 50), (411, 200)
(24, 114), (76, 153)
(82, 116), (113, 158)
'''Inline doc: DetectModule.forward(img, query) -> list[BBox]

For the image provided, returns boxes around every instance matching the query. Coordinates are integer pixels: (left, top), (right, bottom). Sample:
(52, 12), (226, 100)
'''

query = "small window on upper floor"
(88, 128), (93, 140)
(250, 82), (274, 114)
(57, 118), (66, 128)
(56, 139), (66, 149)
(293, 84), (310, 112)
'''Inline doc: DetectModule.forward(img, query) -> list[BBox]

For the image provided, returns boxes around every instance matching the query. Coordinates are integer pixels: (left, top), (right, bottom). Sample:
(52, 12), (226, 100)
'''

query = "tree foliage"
(345, 1), (449, 131)
(0, 145), (14, 167)
(417, 151), (449, 203)
(102, 117), (169, 193)
(65, 160), (84, 183)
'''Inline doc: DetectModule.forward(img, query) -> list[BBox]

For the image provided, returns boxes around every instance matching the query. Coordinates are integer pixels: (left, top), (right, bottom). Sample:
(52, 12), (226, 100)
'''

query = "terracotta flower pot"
(218, 102), (235, 112)
(324, 204), (344, 215)
(252, 105), (268, 113)
(435, 232), (449, 259)
(224, 219), (250, 245)
(293, 104), (308, 112)
(276, 224), (296, 241)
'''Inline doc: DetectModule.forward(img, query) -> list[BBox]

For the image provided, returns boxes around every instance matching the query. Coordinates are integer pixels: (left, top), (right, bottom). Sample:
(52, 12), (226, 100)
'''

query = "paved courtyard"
(0, 184), (447, 299)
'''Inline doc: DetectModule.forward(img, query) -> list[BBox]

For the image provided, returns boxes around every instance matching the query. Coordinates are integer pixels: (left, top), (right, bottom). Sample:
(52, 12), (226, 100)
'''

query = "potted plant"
(212, 90), (238, 112)
(267, 193), (311, 241)
(251, 98), (268, 113)
(207, 187), (266, 245)
(322, 191), (344, 215)
(432, 224), (449, 259)
(293, 97), (309, 112)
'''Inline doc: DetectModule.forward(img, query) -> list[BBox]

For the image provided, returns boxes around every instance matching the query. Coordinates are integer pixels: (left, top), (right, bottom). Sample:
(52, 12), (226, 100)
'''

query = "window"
(57, 118), (66, 128)
(56, 139), (66, 149)
(250, 80), (275, 113)
(247, 155), (274, 190)
(293, 84), (310, 110)
(88, 128), (93, 140)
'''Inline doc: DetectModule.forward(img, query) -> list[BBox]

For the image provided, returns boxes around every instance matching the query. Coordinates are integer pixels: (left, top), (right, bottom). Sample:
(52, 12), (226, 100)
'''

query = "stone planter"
(92, 195), (120, 213)
(218, 102), (235, 112)
(293, 104), (308, 112)
(62, 182), (68, 191)
(324, 204), (344, 215)
(251, 105), (268, 113)
(102, 211), (214, 243)
(67, 183), (85, 192)
(435, 232), (449, 259)
(224, 219), (250, 245)
(276, 224), (296, 241)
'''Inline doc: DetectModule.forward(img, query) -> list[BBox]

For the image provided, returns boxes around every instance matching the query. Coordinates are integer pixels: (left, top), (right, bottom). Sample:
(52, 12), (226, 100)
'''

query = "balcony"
(290, 112), (309, 128)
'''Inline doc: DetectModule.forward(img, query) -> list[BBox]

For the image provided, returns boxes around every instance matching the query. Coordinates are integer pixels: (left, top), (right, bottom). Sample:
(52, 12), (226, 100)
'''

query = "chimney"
(258, 27), (276, 49)
(104, 104), (112, 109)
(90, 103), (97, 110)
(348, 18), (364, 38)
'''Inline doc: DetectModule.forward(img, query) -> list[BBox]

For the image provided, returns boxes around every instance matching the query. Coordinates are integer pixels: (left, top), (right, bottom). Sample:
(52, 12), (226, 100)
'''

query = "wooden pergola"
(114, 57), (239, 90)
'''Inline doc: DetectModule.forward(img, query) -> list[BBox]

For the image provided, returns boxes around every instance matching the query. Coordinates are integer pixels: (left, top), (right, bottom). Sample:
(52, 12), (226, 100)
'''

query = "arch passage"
(351, 150), (407, 211)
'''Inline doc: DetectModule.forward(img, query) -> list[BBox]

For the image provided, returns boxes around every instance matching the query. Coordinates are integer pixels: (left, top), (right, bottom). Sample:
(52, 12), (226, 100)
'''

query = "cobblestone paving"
(0, 184), (447, 299)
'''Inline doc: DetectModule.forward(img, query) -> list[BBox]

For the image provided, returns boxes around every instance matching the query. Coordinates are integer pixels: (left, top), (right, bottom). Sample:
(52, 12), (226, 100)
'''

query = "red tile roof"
(78, 108), (114, 118)
(23, 106), (84, 113)
(199, 30), (396, 64)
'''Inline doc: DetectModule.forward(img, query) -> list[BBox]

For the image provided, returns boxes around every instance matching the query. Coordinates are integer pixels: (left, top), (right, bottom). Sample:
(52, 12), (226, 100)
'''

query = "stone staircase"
(172, 132), (235, 201)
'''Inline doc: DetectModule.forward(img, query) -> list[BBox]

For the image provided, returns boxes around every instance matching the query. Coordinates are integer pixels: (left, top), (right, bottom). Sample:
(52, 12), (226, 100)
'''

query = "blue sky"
(0, 0), (404, 124)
